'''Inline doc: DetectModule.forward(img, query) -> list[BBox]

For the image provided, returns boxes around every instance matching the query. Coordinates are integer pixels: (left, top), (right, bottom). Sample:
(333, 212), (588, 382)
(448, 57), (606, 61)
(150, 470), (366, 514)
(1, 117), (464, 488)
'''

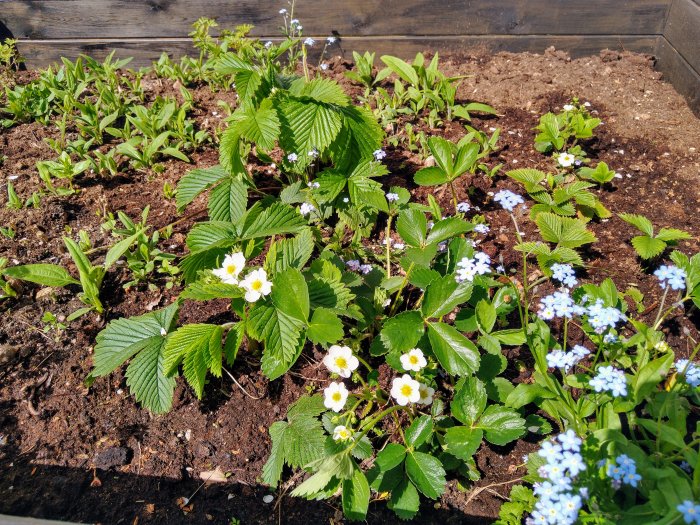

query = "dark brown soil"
(0, 46), (699, 525)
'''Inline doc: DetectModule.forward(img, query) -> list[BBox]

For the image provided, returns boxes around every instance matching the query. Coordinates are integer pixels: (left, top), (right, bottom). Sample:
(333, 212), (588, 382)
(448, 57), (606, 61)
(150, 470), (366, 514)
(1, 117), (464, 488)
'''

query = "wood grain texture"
(14, 35), (660, 69)
(664, 0), (700, 74)
(655, 37), (700, 116)
(0, 0), (671, 40)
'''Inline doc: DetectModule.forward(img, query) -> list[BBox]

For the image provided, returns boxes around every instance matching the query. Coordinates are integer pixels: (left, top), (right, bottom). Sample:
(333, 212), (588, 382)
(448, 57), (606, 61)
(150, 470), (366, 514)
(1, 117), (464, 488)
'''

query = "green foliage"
(578, 160), (616, 185)
(8, 23), (694, 524)
(619, 213), (691, 260)
(87, 301), (180, 413)
(507, 168), (610, 219)
(534, 101), (601, 153)
(262, 395), (327, 487)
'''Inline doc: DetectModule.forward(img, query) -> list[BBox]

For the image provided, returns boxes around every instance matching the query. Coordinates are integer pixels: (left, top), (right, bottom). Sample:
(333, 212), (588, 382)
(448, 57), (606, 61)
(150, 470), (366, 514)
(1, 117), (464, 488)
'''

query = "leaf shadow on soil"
(0, 430), (500, 525)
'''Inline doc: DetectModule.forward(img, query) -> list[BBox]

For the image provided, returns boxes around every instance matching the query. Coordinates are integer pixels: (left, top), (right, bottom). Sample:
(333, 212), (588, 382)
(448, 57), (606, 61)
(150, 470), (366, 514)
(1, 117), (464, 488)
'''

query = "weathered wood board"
(0, 0), (671, 40)
(0, 0), (697, 114)
(655, 37), (700, 116)
(664, 0), (700, 74)
(14, 35), (660, 69)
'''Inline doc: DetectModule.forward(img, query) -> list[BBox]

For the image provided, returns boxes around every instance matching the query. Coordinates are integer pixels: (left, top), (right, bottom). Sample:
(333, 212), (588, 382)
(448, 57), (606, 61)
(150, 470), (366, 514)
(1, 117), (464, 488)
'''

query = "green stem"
(448, 180), (458, 214)
(385, 214), (394, 278)
(388, 262), (415, 317)
(356, 355), (372, 373)
(653, 285), (670, 329)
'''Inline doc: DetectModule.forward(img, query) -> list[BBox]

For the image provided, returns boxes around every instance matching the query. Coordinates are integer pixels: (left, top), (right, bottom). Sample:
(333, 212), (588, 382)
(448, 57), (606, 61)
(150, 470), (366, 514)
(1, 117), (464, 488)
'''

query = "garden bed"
(0, 42), (699, 525)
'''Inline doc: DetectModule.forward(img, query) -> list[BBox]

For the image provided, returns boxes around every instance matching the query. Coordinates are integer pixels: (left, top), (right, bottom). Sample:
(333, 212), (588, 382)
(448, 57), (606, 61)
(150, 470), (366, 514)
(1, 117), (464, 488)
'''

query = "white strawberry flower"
(558, 152), (576, 167)
(390, 374), (421, 406)
(563, 104), (575, 111)
(240, 268), (273, 302)
(332, 425), (353, 442)
(417, 383), (435, 405)
(399, 348), (427, 372)
(324, 381), (349, 412)
(212, 252), (246, 285)
(322, 345), (359, 378)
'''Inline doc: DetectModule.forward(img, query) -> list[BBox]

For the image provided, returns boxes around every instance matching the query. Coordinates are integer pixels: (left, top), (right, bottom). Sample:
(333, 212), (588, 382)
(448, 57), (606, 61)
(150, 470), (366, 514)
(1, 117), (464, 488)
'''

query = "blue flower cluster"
(494, 189), (525, 212)
(654, 264), (687, 290)
(550, 263), (578, 288)
(676, 359), (700, 388)
(456, 201), (471, 213)
(585, 299), (627, 334)
(528, 431), (585, 525)
(537, 291), (584, 320)
(546, 345), (591, 372)
(605, 454), (641, 488)
(677, 500), (700, 524)
(589, 365), (627, 397)
(455, 252), (491, 283)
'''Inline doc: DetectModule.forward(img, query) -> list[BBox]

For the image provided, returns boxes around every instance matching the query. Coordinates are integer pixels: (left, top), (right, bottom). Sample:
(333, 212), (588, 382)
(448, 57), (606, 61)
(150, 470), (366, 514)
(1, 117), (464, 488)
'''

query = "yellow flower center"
(252, 280), (263, 291)
(226, 264), (237, 275)
(400, 384), (413, 397)
(339, 430), (349, 438)
(409, 355), (419, 365)
(332, 392), (342, 402)
(335, 357), (348, 369)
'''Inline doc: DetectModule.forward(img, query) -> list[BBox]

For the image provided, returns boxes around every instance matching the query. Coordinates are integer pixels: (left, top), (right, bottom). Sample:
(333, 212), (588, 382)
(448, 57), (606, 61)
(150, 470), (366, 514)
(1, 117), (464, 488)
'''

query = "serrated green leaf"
(90, 302), (180, 414)
(619, 213), (654, 236)
(307, 308), (344, 344)
(422, 275), (472, 318)
(427, 321), (479, 375)
(425, 217), (471, 245)
(451, 376), (487, 425)
(388, 479), (420, 520)
(477, 405), (526, 445)
(265, 228), (314, 274)
(280, 99), (343, 155)
(248, 303), (305, 380)
(405, 451), (446, 500)
(348, 175), (388, 212)
(230, 98), (280, 151)
(397, 208), (427, 247)
(162, 323), (223, 398)
(207, 177), (247, 223)
(444, 426), (483, 461)
(536, 212), (596, 248)
(476, 299), (497, 333)
(180, 281), (243, 301)
(656, 228), (691, 242)
(176, 165), (229, 212)
(271, 268), (309, 323)
(380, 311), (425, 353)
(291, 77), (350, 106)
(631, 235), (666, 260)
(240, 203), (306, 241)
(405, 415), (433, 447)
(343, 467), (370, 521)
(262, 421), (287, 487)
(125, 334), (177, 415)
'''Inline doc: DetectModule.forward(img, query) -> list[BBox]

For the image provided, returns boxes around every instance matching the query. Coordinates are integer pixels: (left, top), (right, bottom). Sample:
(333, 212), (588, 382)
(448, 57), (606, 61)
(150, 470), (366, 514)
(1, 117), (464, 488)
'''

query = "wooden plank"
(15, 35), (660, 69)
(0, 515), (88, 525)
(663, 0), (700, 74)
(0, 0), (671, 40)
(655, 37), (700, 116)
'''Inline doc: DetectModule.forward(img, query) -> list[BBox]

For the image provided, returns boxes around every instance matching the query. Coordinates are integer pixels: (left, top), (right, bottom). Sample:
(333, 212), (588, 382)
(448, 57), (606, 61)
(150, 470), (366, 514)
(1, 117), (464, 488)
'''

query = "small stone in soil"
(93, 446), (131, 469)
(0, 345), (18, 366)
